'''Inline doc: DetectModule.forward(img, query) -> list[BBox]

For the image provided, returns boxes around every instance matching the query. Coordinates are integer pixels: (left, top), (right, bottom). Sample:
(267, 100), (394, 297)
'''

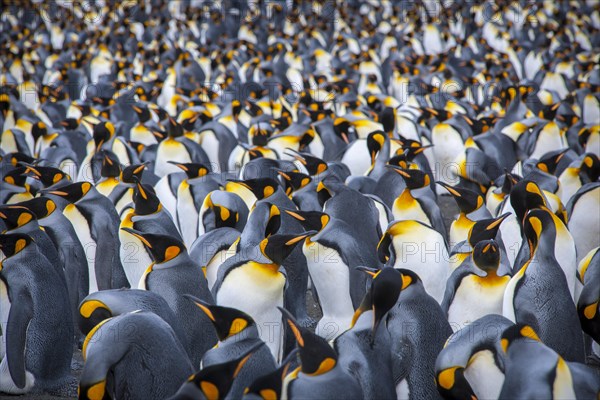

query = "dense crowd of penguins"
(1, 0), (600, 399)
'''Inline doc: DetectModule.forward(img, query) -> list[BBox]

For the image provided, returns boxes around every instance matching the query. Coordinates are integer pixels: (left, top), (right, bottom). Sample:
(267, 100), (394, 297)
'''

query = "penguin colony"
(0, 0), (599, 399)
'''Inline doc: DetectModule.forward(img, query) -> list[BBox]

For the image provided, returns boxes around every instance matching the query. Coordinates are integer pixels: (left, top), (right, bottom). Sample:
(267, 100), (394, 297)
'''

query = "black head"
(133, 181), (162, 215)
(45, 181), (93, 203)
(368, 267), (403, 338)
(120, 163), (147, 184)
(472, 239), (500, 273)
(467, 213), (510, 247)
(184, 341), (262, 400)
(437, 182), (484, 214)
(522, 208), (556, 257)
(277, 170), (312, 195)
(288, 151), (328, 175)
(580, 153), (600, 182)
(100, 151), (121, 178)
(536, 149), (568, 175)
(0, 233), (33, 258)
(169, 161), (211, 179)
(186, 295), (254, 341)
(366, 131), (387, 164)
(0, 205), (37, 231)
(21, 164), (71, 188)
(387, 166), (431, 190)
(259, 232), (313, 265)
(235, 178), (279, 200)
(500, 324), (541, 354)
(92, 121), (116, 151)
(284, 209), (329, 232)
(121, 228), (186, 264)
(17, 197), (58, 219)
(3, 167), (29, 187)
(243, 351), (295, 400)
(278, 307), (338, 376)
(510, 180), (547, 224)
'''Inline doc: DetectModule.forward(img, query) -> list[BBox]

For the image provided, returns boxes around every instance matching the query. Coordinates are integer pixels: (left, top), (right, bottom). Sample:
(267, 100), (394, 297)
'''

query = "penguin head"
(203, 191), (248, 230)
(276, 170), (312, 195)
(288, 151), (328, 175)
(436, 364), (478, 400)
(132, 104), (151, 123)
(100, 150), (121, 178)
(0, 93), (9, 117)
(120, 163), (147, 184)
(353, 267), (403, 340)
(523, 208), (556, 257)
(510, 180), (547, 224)
(168, 161), (211, 179)
(284, 209), (329, 233)
(0, 206), (37, 231)
(0, 232), (32, 259)
(387, 165), (430, 190)
(333, 117), (358, 144)
(133, 180), (162, 215)
(121, 228), (186, 264)
(185, 295), (255, 341)
(31, 121), (48, 142)
(402, 139), (431, 160)
(259, 232), (313, 265)
(536, 150), (567, 175)
(366, 130), (387, 164)
(21, 164), (70, 188)
(18, 197), (58, 219)
(243, 351), (295, 400)
(472, 239), (500, 274)
(500, 324), (541, 354)
(2, 167), (29, 188)
(278, 307), (339, 376)
(166, 116), (184, 137)
(579, 153), (600, 183)
(182, 341), (262, 400)
(92, 121), (115, 151)
(234, 178), (279, 200)
(467, 213), (510, 247)
(45, 181), (93, 203)
(437, 182), (484, 214)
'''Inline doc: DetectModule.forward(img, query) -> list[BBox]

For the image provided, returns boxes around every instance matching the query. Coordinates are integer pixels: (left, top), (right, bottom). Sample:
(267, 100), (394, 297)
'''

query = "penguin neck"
(529, 233), (556, 264)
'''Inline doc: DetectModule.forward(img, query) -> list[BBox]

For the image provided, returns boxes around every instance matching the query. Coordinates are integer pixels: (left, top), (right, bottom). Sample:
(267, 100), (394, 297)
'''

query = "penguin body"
(18, 197), (88, 322)
(213, 233), (309, 361)
(499, 324), (599, 400)
(577, 247), (600, 344)
(379, 220), (449, 303)
(188, 298), (277, 397)
(443, 240), (511, 331)
(128, 229), (217, 366)
(435, 314), (512, 400)
(0, 234), (73, 394)
(385, 269), (452, 399)
(77, 288), (188, 351)
(281, 308), (362, 400)
(79, 311), (193, 400)
(190, 227), (240, 290)
(567, 182), (600, 264)
(48, 182), (129, 293)
(503, 209), (585, 362)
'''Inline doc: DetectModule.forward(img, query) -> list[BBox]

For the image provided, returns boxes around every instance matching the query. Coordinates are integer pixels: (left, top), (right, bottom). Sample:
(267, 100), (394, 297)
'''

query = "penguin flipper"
(6, 290), (33, 389)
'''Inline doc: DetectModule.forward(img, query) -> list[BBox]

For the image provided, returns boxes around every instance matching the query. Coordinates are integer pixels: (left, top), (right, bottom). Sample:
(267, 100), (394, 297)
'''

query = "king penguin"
(79, 311), (193, 400)
(503, 208), (585, 362)
(280, 307), (362, 400)
(499, 324), (600, 399)
(442, 239), (511, 331)
(122, 228), (217, 366)
(435, 314), (512, 400)
(0, 233), (73, 394)
(378, 220), (450, 303)
(212, 232), (312, 361)
(45, 181), (129, 293)
(186, 296), (277, 397)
